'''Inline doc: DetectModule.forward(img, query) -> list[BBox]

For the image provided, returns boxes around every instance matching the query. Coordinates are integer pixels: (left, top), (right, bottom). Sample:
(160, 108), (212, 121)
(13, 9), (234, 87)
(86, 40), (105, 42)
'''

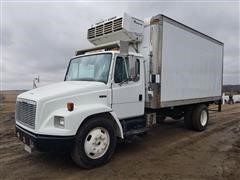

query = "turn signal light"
(67, 102), (74, 111)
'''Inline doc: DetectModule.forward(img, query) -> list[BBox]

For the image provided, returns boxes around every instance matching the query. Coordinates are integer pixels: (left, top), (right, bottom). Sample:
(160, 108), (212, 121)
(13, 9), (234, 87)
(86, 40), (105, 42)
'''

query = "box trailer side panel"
(160, 19), (223, 107)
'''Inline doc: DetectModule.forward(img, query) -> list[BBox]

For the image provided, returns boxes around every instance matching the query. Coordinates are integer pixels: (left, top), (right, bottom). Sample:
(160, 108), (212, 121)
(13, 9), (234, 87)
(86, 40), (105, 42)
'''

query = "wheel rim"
(200, 110), (208, 126)
(84, 127), (110, 159)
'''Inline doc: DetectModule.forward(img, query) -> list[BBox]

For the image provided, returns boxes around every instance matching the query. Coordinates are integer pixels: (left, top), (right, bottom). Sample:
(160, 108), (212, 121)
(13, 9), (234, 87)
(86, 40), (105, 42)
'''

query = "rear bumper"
(15, 124), (75, 152)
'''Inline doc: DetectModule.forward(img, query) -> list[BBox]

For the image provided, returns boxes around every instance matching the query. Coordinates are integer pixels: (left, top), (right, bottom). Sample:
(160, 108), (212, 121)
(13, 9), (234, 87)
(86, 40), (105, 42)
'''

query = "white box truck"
(15, 13), (224, 168)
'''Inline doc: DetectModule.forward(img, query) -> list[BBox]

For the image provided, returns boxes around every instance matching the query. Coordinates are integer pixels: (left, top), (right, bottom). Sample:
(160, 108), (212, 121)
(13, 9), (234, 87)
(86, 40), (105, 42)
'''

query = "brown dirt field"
(0, 91), (25, 112)
(0, 91), (240, 180)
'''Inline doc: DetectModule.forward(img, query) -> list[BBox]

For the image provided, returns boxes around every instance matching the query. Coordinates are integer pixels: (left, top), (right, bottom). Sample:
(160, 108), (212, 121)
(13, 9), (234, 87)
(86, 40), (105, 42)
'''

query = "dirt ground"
(0, 91), (240, 180)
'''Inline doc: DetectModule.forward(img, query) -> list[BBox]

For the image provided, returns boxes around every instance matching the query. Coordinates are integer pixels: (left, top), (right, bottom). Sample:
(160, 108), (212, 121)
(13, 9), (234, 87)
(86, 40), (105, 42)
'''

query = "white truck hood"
(17, 81), (107, 101)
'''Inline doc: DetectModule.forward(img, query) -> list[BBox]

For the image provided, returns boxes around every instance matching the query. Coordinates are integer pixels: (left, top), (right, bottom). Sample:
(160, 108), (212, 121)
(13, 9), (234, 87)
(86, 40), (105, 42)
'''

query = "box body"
(140, 15), (224, 108)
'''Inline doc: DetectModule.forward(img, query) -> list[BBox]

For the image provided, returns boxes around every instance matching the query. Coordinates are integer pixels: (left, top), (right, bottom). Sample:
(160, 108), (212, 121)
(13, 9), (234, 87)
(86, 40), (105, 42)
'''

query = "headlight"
(54, 116), (65, 128)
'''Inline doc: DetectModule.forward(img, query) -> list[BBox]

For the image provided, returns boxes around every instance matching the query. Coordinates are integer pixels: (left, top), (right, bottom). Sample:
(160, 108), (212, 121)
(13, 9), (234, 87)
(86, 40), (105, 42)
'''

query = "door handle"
(139, 94), (142, 101)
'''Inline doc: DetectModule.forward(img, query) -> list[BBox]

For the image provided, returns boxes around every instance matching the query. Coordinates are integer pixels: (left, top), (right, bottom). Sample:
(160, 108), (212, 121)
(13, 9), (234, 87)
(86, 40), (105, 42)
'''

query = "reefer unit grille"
(96, 25), (104, 37)
(113, 18), (123, 31)
(104, 21), (113, 34)
(16, 99), (36, 129)
(87, 27), (95, 39)
(87, 18), (123, 39)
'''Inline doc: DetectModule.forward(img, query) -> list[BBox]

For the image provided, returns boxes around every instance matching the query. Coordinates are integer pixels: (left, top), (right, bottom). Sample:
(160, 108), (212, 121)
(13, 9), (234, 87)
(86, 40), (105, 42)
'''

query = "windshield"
(65, 53), (112, 83)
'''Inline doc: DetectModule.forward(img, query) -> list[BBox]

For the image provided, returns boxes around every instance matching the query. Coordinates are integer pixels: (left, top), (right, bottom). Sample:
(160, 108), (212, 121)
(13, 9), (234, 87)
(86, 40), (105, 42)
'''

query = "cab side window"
(126, 58), (140, 82)
(114, 57), (128, 83)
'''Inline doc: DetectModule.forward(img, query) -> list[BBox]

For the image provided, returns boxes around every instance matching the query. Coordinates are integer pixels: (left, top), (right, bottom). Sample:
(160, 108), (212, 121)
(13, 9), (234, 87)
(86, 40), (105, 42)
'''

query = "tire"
(184, 107), (193, 129)
(192, 104), (209, 131)
(71, 116), (117, 168)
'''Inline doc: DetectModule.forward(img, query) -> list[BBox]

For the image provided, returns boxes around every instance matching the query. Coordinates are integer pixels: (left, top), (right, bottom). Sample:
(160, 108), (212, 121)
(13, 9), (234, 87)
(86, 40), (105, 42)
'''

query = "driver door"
(111, 55), (144, 119)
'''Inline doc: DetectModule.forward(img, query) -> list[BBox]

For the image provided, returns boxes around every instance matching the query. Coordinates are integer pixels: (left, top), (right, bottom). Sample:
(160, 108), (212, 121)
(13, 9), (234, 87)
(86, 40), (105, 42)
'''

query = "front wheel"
(71, 116), (117, 168)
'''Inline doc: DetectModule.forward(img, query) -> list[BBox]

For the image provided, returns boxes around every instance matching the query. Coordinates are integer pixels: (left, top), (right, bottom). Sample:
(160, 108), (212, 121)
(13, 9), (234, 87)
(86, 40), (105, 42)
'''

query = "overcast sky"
(1, 1), (239, 90)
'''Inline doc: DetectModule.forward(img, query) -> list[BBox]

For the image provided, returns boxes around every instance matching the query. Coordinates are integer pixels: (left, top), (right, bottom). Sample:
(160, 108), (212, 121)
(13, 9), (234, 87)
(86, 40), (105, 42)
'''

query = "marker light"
(67, 102), (74, 111)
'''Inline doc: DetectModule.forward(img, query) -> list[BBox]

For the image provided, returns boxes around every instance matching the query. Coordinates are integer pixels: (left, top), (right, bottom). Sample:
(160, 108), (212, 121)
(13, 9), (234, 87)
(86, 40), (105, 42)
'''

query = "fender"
(39, 103), (124, 138)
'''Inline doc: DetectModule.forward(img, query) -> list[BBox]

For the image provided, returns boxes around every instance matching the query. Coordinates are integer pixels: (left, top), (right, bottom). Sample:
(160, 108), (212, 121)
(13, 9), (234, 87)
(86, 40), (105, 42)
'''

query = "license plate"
(24, 144), (32, 153)
(16, 131), (34, 153)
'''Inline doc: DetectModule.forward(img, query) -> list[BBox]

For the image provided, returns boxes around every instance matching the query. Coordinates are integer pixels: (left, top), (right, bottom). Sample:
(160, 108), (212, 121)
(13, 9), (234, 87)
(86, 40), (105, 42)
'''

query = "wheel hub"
(200, 110), (207, 126)
(84, 127), (110, 159)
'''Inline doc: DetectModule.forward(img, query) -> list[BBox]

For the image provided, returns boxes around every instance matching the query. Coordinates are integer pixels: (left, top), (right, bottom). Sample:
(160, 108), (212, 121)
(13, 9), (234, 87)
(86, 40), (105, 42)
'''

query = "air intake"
(16, 99), (36, 129)
(87, 13), (144, 45)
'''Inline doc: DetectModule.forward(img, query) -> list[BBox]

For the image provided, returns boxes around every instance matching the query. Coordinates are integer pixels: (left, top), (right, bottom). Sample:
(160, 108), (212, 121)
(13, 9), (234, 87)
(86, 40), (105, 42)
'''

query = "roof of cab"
(72, 50), (143, 60)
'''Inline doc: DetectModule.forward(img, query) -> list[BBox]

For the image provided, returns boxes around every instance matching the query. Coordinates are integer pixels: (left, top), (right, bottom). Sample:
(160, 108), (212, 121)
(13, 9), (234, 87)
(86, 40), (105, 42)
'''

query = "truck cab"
(16, 49), (147, 168)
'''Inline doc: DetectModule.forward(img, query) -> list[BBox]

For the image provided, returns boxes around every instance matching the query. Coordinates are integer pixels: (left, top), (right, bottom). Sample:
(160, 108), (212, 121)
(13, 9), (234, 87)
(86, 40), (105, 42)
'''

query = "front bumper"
(16, 124), (75, 152)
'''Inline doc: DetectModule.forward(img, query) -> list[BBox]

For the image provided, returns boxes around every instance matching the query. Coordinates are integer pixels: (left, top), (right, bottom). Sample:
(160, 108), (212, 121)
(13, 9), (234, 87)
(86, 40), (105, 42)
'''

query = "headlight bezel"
(54, 116), (65, 128)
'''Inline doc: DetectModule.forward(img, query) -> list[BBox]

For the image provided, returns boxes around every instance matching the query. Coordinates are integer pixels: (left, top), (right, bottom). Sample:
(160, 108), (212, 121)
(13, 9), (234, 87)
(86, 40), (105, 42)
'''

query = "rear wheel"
(192, 104), (209, 131)
(71, 116), (117, 168)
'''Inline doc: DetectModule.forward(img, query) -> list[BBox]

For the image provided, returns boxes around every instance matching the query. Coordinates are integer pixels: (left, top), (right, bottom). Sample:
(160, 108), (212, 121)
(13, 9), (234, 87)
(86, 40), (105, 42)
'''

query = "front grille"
(16, 99), (36, 129)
